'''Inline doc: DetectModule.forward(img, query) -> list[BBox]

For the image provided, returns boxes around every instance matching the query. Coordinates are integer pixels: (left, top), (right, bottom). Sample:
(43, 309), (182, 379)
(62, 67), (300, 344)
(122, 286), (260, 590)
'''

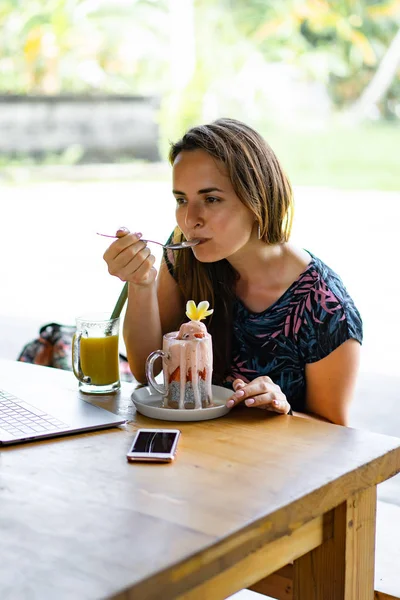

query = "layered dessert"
(163, 301), (213, 410)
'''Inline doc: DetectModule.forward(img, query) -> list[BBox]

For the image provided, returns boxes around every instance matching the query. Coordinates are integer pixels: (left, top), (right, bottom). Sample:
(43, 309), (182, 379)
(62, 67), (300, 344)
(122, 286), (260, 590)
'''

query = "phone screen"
(130, 431), (178, 454)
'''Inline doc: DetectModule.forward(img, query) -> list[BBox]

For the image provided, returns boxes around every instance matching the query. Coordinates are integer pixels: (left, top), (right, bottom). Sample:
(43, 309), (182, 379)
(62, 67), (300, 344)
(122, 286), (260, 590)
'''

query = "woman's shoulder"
(279, 244), (317, 296)
(302, 251), (351, 297)
(283, 244), (313, 278)
(295, 251), (363, 360)
(298, 250), (362, 330)
(284, 245), (343, 286)
(283, 246), (361, 322)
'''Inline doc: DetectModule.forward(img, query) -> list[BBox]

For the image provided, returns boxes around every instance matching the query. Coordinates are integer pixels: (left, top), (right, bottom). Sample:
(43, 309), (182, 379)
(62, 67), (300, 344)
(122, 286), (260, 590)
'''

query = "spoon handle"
(96, 232), (161, 247)
(140, 239), (163, 247)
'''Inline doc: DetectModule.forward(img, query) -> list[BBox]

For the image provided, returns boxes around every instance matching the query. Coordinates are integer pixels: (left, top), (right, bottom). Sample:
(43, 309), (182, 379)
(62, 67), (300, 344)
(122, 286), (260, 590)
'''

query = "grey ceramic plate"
(131, 384), (232, 422)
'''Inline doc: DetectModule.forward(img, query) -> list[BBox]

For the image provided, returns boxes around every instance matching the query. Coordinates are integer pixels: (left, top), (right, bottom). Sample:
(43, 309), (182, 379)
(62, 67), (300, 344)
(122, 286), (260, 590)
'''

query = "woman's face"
(172, 150), (257, 263)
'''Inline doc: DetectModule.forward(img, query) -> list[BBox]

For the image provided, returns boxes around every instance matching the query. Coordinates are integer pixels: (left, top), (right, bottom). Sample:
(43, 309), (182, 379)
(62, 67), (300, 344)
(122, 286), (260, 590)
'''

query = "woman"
(103, 118), (362, 425)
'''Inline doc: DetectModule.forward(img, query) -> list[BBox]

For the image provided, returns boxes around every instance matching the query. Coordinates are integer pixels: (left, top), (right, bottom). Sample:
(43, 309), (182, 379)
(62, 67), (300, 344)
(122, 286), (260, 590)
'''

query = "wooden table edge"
(108, 445), (400, 600)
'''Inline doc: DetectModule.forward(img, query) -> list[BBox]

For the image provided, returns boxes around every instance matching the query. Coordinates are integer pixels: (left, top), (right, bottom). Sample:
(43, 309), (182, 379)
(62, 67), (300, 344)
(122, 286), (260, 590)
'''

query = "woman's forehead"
(173, 150), (229, 183)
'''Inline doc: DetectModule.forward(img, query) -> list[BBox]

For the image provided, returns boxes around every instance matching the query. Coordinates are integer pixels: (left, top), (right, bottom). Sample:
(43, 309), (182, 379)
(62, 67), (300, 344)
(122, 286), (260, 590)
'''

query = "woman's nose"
(185, 204), (204, 229)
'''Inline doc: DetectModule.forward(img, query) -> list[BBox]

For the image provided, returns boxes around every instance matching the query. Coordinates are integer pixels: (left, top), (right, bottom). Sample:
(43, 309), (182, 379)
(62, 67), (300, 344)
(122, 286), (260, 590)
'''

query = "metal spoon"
(106, 233), (200, 320)
(96, 232), (200, 250)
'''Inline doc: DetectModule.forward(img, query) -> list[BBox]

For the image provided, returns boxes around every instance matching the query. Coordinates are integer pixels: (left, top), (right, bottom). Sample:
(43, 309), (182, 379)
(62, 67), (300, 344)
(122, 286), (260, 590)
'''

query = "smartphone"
(126, 429), (181, 463)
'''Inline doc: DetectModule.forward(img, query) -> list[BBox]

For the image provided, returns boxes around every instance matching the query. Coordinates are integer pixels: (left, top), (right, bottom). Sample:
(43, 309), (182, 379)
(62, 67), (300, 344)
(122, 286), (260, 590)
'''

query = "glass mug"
(72, 313), (120, 394)
(145, 332), (213, 409)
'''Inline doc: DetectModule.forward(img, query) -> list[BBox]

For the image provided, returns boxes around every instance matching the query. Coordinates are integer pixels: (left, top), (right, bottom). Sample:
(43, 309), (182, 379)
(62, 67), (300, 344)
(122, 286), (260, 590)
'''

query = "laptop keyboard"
(0, 389), (69, 438)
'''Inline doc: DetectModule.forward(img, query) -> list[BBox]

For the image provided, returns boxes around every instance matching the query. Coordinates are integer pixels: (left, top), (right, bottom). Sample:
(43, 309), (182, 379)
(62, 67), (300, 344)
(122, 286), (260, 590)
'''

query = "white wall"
(0, 97), (160, 160)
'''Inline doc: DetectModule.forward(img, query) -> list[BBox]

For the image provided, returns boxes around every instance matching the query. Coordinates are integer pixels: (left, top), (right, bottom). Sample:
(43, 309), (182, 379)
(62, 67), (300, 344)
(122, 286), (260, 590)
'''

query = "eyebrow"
(172, 187), (224, 196)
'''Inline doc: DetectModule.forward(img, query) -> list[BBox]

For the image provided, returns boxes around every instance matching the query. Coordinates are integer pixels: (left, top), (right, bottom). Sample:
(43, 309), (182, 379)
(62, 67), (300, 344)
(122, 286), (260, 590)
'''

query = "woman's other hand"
(226, 376), (291, 414)
(103, 228), (157, 287)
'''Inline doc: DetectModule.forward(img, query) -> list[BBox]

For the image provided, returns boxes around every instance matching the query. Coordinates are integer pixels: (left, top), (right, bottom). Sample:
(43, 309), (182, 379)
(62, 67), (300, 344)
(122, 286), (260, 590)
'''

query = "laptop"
(0, 380), (126, 445)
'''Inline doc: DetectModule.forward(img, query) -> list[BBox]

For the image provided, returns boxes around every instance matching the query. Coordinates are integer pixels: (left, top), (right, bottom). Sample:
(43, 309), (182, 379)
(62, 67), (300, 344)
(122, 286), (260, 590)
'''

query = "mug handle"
(72, 332), (91, 384)
(145, 350), (167, 396)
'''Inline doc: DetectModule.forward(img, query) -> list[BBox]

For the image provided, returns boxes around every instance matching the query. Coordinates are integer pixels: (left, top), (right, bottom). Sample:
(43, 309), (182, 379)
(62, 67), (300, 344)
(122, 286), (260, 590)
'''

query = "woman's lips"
(195, 238), (210, 245)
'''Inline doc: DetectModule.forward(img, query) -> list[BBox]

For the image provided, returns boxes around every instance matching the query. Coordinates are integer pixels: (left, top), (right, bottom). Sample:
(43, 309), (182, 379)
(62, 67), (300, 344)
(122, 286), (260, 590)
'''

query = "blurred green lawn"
(1, 123), (399, 191)
(266, 123), (400, 191)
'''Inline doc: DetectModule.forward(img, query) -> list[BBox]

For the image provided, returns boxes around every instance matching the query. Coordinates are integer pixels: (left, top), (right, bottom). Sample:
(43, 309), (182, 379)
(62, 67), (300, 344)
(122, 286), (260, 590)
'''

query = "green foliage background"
(0, 0), (399, 189)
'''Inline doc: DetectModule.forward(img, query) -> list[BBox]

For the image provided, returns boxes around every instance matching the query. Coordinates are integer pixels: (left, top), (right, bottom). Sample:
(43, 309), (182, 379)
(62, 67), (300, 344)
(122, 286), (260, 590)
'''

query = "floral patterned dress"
(164, 248), (363, 412)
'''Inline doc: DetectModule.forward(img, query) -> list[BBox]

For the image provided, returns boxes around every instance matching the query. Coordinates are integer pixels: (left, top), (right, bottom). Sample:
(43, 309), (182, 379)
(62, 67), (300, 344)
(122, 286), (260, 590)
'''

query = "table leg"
(293, 486), (377, 600)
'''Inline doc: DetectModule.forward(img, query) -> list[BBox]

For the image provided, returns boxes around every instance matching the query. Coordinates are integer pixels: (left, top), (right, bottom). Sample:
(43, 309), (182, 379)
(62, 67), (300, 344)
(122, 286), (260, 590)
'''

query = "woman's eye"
(205, 196), (220, 204)
(175, 197), (186, 206)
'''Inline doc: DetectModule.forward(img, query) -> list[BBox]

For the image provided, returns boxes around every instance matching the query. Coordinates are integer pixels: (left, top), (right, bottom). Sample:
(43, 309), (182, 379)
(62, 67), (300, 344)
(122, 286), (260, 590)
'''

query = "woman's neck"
(228, 241), (286, 285)
(228, 241), (312, 313)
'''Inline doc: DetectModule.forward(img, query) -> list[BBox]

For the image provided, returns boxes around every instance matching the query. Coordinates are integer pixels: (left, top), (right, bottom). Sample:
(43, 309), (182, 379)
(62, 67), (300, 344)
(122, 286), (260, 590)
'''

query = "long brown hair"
(168, 118), (294, 383)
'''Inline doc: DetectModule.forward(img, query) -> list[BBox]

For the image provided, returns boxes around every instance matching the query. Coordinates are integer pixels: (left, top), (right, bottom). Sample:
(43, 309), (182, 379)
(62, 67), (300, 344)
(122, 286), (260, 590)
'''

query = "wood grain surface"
(1, 360), (400, 600)
(293, 487), (376, 599)
(248, 500), (400, 600)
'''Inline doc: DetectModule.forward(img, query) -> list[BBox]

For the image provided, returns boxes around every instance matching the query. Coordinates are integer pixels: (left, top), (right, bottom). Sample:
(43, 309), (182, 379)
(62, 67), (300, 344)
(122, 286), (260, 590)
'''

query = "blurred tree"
(349, 25), (400, 120)
(1, 0), (399, 158)
(230, 0), (400, 119)
(160, 0), (400, 154)
(159, 0), (267, 154)
(0, 0), (169, 94)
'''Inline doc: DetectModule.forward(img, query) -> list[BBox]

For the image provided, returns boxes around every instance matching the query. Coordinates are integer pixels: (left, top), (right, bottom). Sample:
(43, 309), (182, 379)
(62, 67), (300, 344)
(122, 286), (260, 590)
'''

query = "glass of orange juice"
(72, 313), (120, 394)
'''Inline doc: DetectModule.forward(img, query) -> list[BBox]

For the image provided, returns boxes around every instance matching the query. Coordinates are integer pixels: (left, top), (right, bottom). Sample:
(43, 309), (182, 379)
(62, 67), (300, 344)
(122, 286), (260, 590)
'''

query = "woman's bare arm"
(123, 258), (184, 383)
(103, 229), (183, 383)
(304, 338), (361, 425)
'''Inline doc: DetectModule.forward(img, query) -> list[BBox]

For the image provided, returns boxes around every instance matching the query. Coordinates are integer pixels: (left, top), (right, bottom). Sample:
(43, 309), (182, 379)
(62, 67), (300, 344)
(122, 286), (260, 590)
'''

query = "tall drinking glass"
(146, 332), (213, 409)
(72, 313), (120, 394)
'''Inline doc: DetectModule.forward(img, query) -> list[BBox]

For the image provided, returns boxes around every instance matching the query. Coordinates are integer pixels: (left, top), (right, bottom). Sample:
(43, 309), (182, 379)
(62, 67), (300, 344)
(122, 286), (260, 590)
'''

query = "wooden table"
(1, 359), (400, 600)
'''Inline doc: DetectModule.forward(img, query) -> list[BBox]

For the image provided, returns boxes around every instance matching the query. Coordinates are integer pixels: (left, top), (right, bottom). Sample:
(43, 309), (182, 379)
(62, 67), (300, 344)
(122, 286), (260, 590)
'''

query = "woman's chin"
(193, 244), (219, 263)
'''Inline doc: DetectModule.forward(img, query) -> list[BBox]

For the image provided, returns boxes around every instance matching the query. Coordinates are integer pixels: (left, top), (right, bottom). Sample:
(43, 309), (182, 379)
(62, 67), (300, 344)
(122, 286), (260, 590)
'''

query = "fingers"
(116, 227), (131, 238)
(226, 376), (290, 414)
(227, 377), (272, 407)
(103, 230), (142, 261)
(102, 229), (156, 285)
(127, 251), (156, 281)
(232, 379), (246, 391)
(251, 395), (290, 414)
